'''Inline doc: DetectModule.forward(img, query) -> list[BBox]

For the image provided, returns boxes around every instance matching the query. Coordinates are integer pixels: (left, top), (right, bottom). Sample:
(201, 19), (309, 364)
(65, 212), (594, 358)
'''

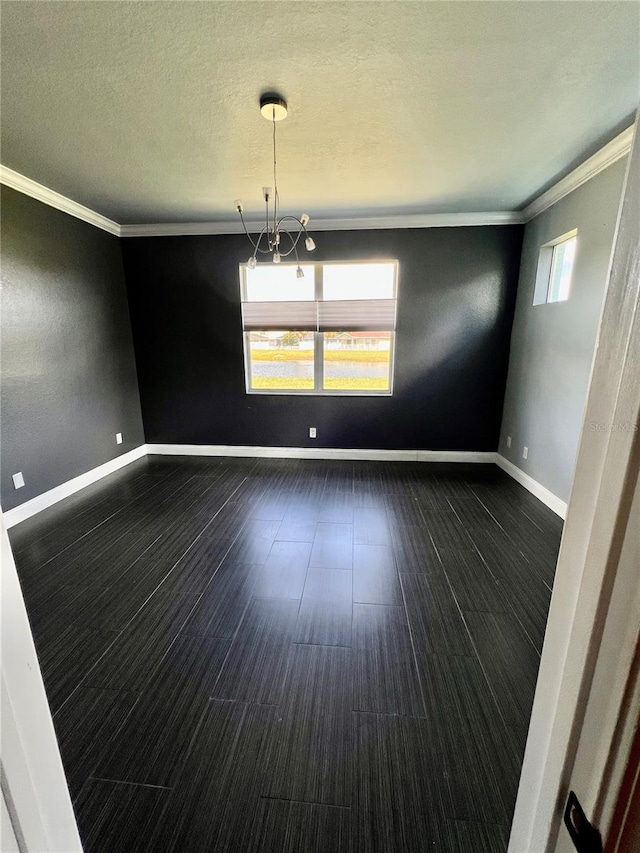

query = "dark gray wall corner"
(121, 226), (523, 451)
(1, 186), (145, 511)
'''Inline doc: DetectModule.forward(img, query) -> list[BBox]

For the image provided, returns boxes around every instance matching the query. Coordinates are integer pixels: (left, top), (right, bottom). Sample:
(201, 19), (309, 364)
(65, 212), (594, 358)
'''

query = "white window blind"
(241, 298), (397, 332)
(241, 301), (318, 331)
(317, 298), (396, 331)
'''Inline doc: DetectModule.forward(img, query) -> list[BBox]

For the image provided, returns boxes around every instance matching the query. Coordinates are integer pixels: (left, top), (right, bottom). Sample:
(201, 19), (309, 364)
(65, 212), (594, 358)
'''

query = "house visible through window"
(240, 261), (398, 395)
(533, 229), (578, 305)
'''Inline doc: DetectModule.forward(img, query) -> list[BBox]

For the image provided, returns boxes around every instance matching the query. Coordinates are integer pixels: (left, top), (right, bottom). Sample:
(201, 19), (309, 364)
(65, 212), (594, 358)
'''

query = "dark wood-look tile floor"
(9, 456), (563, 852)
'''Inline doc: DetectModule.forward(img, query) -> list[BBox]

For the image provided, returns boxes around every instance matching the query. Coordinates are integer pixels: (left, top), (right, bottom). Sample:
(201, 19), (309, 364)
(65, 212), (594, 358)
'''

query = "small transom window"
(533, 230), (578, 305)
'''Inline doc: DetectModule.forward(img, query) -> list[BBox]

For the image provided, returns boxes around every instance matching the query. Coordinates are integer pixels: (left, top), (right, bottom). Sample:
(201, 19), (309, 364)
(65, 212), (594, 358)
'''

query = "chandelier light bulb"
(234, 199), (243, 213)
(247, 256), (257, 270)
(263, 187), (272, 202)
(273, 251), (281, 264)
(300, 214), (310, 227)
(305, 236), (316, 252)
(296, 266), (304, 279)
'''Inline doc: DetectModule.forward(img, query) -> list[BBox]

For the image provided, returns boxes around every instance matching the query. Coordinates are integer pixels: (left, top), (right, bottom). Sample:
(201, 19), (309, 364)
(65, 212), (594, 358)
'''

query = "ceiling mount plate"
(260, 94), (288, 121)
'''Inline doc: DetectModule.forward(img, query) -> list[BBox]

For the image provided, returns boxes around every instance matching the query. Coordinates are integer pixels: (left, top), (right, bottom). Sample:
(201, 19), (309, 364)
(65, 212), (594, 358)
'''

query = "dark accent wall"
(122, 227), (522, 451)
(1, 186), (145, 511)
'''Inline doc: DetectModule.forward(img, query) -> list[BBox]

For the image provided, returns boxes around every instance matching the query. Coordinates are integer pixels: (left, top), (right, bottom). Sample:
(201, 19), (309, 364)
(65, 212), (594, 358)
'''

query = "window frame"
(240, 259), (398, 397)
(533, 229), (578, 306)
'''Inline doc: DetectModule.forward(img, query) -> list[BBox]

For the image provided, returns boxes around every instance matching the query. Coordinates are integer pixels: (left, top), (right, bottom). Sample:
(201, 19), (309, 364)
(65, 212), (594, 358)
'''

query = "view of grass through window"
(241, 262), (397, 394)
(249, 331), (314, 391)
(323, 331), (392, 391)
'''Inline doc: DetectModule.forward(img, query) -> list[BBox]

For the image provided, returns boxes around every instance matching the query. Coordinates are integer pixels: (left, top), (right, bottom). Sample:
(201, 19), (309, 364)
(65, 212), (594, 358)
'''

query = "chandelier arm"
(238, 210), (261, 251)
(277, 215), (303, 228)
(278, 240), (301, 257)
(277, 229), (299, 258)
(277, 216), (307, 251)
(253, 225), (273, 255)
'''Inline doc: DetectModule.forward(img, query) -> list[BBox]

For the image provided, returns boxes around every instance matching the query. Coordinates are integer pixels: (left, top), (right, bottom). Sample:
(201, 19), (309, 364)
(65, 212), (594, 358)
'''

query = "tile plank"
(353, 603), (425, 717)
(51, 687), (138, 799)
(437, 548), (508, 613)
(83, 591), (199, 692)
(465, 610), (541, 728)
(400, 571), (474, 655)
(353, 544), (402, 605)
(250, 799), (351, 853)
(75, 779), (168, 853)
(180, 562), (260, 639)
(309, 522), (353, 569)
(442, 819), (509, 853)
(224, 519), (282, 565)
(355, 712), (446, 852)
(158, 536), (235, 594)
(282, 643), (353, 713)
(94, 636), (230, 786)
(263, 709), (355, 808)
(415, 653), (522, 823)
(253, 540), (312, 599)
(149, 701), (276, 853)
(353, 507), (391, 546)
(423, 508), (476, 550)
(275, 501), (320, 542)
(390, 524), (440, 574)
(35, 624), (119, 714)
(212, 598), (299, 704)
(295, 568), (353, 648)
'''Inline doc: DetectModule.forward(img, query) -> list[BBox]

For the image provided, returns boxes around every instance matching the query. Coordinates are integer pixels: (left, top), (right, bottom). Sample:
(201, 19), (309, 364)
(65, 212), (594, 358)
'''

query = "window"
(533, 230), (578, 305)
(240, 261), (398, 395)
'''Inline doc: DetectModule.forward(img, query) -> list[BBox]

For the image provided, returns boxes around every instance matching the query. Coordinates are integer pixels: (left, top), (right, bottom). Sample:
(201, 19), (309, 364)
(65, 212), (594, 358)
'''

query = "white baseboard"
(145, 444), (497, 464)
(2, 446), (147, 529)
(415, 450), (497, 464)
(3, 444), (565, 529)
(495, 454), (567, 519)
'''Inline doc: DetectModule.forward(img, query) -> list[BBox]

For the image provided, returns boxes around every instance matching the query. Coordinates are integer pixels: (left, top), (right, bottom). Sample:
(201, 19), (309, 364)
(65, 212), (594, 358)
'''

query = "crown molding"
(521, 124), (634, 222)
(0, 165), (121, 236)
(3, 125), (634, 239)
(119, 210), (524, 237)
(314, 211), (526, 229)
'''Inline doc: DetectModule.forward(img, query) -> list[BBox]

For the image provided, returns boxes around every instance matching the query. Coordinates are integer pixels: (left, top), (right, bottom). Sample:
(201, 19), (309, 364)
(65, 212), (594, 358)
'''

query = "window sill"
(245, 390), (393, 397)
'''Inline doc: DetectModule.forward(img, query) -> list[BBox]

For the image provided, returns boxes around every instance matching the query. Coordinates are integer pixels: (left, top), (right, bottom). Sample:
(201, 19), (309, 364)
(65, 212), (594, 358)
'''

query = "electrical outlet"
(309, 427), (317, 439)
(523, 446), (529, 460)
(507, 436), (512, 448)
(116, 433), (123, 445)
(12, 472), (25, 489)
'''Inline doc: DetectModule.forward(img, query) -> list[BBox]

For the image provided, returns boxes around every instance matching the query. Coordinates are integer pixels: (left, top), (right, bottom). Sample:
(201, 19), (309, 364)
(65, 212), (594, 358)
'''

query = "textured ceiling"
(1, 1), (638, 224)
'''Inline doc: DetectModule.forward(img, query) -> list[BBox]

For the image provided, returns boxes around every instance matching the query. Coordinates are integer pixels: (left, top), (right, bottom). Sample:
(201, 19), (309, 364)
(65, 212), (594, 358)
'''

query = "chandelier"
(235, 94), (316, 278)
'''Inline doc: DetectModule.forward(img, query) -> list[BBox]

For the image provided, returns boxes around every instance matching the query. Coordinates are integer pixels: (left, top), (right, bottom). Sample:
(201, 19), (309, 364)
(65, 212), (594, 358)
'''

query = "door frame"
(0, 514), (82, 852)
